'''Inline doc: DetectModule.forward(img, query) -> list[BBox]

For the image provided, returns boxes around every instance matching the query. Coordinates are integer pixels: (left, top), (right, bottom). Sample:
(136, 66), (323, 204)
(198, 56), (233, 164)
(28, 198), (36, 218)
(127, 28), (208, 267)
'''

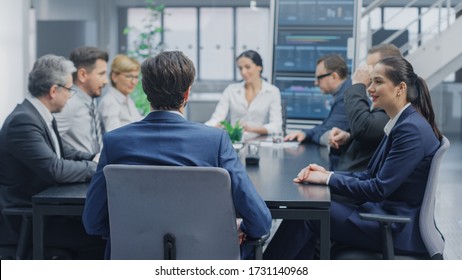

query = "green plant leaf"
(220, 120), (243, 143)
(124, 0), (164, 115)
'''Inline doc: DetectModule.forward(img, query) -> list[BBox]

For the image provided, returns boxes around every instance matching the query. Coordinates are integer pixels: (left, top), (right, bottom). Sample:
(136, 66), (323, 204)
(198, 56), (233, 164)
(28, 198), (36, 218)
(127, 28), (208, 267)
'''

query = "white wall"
(0, 0), (30, 125)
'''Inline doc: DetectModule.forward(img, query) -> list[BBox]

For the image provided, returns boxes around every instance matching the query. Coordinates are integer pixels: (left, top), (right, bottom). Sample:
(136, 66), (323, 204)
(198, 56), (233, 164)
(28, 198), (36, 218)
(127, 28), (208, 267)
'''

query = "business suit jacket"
(336, 84), (389, 172)
(303, 79), (352, 145)
(83, 111), (272, 246)
(330, 105), (440, 253)
(0, 99), (96, 243)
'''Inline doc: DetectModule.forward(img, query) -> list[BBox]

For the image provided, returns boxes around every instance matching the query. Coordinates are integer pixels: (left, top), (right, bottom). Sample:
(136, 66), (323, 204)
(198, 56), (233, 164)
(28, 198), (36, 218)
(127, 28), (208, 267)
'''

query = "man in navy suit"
(83, 51), (272, 259)
(0, 54), (104, 258)
(284, 54), (351, 146)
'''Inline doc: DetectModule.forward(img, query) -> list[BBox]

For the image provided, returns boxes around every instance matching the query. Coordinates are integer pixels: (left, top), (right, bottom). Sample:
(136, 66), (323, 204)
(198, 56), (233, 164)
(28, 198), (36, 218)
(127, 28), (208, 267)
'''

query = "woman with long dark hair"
(264, 56), (442, 259)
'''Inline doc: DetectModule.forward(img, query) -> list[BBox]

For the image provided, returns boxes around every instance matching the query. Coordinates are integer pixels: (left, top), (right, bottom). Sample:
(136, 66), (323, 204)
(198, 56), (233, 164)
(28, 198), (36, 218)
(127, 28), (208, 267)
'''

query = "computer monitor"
(275, 76), (333, 120)
(278, 0), (354, 27)
(274, 29), (353, 73)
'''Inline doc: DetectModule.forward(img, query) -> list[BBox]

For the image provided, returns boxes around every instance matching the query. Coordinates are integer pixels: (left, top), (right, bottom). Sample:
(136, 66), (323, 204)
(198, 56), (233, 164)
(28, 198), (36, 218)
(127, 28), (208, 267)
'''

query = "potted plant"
(123, 0), (165, 115)
(220, 120), (243, 144)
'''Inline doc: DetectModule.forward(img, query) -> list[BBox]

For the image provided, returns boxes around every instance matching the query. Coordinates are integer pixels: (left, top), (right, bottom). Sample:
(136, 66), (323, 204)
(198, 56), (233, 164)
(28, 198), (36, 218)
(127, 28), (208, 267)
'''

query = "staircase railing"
(355, 0), (459, 67)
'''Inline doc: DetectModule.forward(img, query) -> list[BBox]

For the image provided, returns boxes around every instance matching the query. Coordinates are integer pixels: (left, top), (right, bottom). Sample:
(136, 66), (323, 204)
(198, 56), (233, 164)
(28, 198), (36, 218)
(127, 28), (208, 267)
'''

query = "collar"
(331, 79), (347, 97)
(146, 110), (185, 120)
(26, 95), (53, 125)
(384, 103), (411, 136)
(73, 84), (94, 106)
(108, 86), (129, 104)
(237, 79), (272, 94)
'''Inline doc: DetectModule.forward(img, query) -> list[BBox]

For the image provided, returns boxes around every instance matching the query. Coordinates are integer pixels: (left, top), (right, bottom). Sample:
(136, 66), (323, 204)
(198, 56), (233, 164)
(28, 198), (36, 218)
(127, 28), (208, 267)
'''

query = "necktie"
(90, 100), (103, 152)
(51, 118), (63, 158)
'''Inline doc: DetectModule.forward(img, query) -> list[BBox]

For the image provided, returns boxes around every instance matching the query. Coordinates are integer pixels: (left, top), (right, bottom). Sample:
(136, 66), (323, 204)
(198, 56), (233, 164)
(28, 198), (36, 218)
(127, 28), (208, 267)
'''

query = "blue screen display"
(278, 0), (354, 27)
(275, 76), (333, 120)
(274, 30), (352, 73)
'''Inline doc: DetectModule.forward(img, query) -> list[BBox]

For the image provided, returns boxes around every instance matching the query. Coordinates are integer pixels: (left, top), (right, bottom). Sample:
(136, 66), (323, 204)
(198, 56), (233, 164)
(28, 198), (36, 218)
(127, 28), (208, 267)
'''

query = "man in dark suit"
(328, 44), (402, 172)
(284, 54), (351, 146)
(0, 54), (104, 258)
(83, 51), (272, 259)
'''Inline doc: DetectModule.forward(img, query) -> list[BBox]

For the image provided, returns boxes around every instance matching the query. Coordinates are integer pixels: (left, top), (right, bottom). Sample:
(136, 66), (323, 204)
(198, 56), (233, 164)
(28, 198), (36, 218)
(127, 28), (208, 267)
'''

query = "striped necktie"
(90, 99), (103, 152)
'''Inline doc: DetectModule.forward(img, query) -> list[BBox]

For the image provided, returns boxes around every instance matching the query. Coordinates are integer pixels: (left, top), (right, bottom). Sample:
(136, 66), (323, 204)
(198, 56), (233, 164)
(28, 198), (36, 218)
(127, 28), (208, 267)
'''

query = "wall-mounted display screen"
(272, 0), (355, 121)
(275, 29), (352, 72)
(278, 0), (354, 27)
(275, 76), (333, 120)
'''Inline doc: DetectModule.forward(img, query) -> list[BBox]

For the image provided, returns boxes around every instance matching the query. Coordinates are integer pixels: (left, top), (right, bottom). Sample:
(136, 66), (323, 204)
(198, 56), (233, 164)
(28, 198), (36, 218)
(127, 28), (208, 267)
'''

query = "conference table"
(32, 138), (331, 260)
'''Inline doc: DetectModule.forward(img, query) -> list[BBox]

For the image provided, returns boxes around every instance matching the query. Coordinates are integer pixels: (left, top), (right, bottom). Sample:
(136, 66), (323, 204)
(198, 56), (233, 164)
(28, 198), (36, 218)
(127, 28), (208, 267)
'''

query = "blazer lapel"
(23, 100), (59, 154)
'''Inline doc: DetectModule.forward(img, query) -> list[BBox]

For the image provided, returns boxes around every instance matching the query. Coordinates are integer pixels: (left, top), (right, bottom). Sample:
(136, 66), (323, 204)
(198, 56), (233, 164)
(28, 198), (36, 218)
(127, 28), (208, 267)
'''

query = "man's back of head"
(141, 51), (196, 111)
(367, 43), (402, 65)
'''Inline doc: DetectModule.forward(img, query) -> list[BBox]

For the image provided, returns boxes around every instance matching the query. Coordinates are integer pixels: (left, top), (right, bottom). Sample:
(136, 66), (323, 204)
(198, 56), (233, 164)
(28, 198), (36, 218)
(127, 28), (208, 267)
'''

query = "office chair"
(333, 136), (450, 260)
(0, 207), (32, 259)
(104, 164), (266, 260)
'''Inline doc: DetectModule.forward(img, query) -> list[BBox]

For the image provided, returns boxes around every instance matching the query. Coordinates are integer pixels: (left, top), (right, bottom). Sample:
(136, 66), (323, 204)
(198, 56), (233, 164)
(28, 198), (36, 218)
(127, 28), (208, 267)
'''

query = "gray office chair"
(333, 136), (450, 260)
(104, 164), (264, 260)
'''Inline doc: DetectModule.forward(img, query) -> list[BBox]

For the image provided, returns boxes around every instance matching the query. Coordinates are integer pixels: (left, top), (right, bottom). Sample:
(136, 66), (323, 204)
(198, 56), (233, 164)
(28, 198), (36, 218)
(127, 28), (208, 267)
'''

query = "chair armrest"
(242, 233), (270, 260)
(243, 233), (270, 247)
(358, 212), (411, 260)
(358, 212), (411, 224)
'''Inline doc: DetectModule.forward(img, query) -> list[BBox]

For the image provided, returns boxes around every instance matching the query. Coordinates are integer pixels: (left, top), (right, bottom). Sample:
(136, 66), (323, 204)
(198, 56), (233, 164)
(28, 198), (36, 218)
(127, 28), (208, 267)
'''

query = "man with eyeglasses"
(55, 46), (109, 155)
(0, 54), (104, 259)
(284, 54), (351, 147)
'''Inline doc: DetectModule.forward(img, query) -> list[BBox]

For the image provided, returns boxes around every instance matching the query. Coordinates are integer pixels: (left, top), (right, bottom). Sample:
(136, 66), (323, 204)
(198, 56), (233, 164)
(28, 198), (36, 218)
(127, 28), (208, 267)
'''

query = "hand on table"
(293, 163), (330, 185)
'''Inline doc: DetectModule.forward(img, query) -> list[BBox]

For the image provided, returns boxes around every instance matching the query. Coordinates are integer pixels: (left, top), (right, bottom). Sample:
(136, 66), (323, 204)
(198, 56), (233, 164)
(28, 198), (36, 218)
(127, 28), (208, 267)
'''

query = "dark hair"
(316, 54), (348, 79)
(69, 46), (109, 80)
(28, 54), (76, 97)
(141, 51), (196, 110)
(368, 43), (402, 59)
(236, 50), (263, 76)
(379, 56), (442, 141)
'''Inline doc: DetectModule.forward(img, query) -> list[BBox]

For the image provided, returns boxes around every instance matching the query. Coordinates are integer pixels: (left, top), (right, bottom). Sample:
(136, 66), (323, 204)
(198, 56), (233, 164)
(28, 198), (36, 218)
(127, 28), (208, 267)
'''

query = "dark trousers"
(263, 200), (383, 260)
(1, 215), (105, 259)
(44, 216), (105, 259)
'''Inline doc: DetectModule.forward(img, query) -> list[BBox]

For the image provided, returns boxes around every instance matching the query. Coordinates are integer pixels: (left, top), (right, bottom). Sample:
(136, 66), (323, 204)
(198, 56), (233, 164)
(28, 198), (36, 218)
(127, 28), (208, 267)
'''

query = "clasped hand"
(328, 127), (351, 149)
(293, 163), (330, 184)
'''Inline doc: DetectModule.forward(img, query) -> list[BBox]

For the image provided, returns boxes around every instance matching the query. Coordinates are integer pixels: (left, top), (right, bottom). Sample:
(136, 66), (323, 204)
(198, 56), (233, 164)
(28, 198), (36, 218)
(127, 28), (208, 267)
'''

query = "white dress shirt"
(98, 86), (143, 132)
(54, 85), (102, 154)
(205, 79), (283, 135)
(384, 103), (411, 136)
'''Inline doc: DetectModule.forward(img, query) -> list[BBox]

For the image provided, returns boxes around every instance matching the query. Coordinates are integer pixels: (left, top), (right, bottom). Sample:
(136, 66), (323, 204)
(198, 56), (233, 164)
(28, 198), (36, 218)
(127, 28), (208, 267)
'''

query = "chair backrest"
(419, 136), (450, 259)
(103, 164), (240, 260)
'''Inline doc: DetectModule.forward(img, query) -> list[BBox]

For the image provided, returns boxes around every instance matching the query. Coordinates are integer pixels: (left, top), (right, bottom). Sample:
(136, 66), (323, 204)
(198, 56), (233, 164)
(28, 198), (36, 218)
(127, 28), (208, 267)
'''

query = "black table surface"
(241, 139), (331, 209)
(32, 141), (331, 209)
(32, 183), (87, 204)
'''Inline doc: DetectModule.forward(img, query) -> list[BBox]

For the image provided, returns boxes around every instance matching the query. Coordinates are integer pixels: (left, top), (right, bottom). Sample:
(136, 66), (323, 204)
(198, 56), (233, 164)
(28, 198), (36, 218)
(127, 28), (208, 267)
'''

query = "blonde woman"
(99, 54), (142, 132)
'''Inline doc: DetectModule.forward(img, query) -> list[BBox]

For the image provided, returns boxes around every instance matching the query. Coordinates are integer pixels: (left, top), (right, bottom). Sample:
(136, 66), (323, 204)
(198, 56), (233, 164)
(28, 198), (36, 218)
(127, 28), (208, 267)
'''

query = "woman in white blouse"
(99, 54), (143, 132)
(205, 50), (282, 137)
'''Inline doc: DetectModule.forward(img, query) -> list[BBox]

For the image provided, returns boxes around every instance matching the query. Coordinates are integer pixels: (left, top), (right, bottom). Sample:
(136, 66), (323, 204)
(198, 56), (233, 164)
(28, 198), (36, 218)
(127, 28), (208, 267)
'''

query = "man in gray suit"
(0, 54), (103, 258)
